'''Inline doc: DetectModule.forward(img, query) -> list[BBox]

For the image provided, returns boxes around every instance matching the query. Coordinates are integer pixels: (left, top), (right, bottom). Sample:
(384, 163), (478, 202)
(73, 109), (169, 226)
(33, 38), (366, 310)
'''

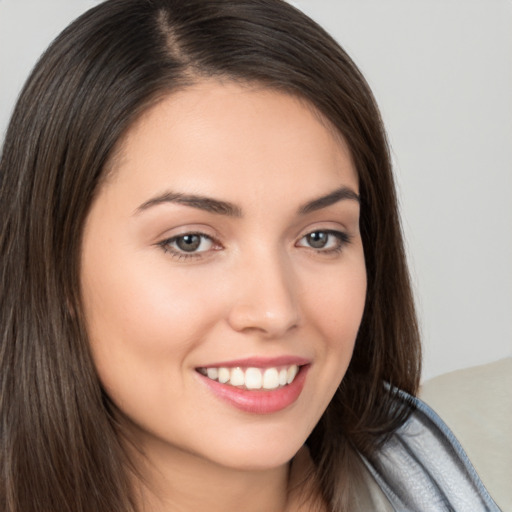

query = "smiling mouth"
(196, 364), (300, 391)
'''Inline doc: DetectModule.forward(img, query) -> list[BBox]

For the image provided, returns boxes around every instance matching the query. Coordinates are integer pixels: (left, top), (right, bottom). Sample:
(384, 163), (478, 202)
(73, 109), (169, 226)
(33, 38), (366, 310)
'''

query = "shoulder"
(361, 389), (502, 512)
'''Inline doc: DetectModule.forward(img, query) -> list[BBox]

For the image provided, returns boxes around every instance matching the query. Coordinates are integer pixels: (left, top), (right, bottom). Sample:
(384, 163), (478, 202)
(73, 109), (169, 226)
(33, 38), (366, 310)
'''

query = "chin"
(212, 447), (300, 472)
(199, 421), (313, 472)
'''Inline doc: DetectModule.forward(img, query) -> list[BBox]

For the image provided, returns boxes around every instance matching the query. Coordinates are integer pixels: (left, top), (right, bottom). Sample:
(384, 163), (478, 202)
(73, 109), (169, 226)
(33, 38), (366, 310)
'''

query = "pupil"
(177, 235), (201, 252)
(307, 232), (328, 248)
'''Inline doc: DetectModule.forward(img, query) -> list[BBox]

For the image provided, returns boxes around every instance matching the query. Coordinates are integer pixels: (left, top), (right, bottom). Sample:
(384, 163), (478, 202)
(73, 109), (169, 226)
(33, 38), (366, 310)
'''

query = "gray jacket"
(361, 391), (501, 511)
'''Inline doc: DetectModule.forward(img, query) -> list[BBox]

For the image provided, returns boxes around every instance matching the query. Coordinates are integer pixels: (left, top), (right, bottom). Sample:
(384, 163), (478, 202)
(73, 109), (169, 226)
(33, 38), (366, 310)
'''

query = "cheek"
(287, 257), (366, 434)
(80, 255), (236, 446)
(308, 259), (367, 344)
(80, 249), (225, 396)
(306, 256), (367, 382)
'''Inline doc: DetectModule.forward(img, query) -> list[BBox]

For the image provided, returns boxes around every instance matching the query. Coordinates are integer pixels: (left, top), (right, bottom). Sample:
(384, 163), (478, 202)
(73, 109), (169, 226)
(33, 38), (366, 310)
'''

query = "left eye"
(297, 230), (348, 251)
(162, 233), (215, 254)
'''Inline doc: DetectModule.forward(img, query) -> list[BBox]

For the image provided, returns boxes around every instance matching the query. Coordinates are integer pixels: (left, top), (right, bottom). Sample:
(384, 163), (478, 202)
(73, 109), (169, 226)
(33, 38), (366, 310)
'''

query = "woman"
(0, 0), (501, 511)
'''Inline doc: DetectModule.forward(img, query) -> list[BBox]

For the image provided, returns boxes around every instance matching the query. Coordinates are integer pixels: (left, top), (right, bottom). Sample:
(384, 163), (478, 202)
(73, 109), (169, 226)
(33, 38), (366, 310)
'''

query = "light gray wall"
(1, 0), (511, 380)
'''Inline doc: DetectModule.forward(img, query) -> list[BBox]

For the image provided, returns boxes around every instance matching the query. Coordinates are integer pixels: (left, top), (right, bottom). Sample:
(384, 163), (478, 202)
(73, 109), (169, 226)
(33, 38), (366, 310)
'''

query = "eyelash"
(297, 230), (352, 255)
(158, 232), (218, 260)
(158, 229), (351, 260)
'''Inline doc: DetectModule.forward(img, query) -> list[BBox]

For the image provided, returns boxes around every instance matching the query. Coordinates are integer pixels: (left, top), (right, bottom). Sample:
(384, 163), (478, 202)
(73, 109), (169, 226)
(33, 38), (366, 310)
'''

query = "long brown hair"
(0, 1), (421, 510)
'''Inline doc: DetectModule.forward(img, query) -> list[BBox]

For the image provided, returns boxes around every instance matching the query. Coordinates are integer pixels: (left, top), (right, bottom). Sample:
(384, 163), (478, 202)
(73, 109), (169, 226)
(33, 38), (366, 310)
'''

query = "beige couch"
(420, 358), (512, 511)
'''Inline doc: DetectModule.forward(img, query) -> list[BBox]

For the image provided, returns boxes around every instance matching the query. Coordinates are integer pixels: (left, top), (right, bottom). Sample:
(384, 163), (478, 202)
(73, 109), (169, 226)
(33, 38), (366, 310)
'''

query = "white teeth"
(245, 368), (263, 389)
(218, 367), (230, 384)
(229, 367), (245, 387)
(206, 367), (218, 380)
(263, 368), (279, 390)
(286, 365), (299, 384)
(201, 364), (300, 390)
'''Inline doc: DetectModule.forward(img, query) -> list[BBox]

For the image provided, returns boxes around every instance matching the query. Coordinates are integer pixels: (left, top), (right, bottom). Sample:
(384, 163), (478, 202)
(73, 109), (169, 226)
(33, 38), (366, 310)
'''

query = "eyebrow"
(135, 191), (242, 217)
(134, 186), (359, 217)
(297, 186), (360, 214)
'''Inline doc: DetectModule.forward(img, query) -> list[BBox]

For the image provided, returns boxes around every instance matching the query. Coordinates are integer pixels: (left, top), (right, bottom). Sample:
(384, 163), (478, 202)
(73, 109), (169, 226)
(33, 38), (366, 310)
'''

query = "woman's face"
(81, 81), (366, 471)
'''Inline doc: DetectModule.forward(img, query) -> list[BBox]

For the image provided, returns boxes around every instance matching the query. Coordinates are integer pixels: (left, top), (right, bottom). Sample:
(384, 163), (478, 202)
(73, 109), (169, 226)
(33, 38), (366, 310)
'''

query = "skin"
(80, 80), (367, 511)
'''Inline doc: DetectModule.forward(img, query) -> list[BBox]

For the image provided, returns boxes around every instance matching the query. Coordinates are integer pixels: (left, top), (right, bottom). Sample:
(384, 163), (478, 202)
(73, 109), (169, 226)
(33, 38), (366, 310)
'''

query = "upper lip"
(196, 355), (311, 369)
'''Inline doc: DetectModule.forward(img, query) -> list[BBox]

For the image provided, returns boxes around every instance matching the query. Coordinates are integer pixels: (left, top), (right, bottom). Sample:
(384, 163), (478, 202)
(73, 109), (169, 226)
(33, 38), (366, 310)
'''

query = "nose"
(226, 251), (300, 338)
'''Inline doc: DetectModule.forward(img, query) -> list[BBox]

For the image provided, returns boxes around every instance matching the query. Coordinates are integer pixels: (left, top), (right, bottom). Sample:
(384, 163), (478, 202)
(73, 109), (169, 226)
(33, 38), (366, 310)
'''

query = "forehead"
(105, 80), (358, 205)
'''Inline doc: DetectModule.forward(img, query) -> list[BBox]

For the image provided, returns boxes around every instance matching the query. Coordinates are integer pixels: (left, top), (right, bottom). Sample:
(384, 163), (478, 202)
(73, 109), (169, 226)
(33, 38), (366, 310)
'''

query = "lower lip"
(197, 366), (309, 414)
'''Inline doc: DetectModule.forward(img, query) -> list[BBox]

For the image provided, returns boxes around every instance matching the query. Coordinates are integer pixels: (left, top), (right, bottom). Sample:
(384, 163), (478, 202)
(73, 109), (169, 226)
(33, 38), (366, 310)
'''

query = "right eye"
(296, 229), (351, 254)
(159, 233), (218, 259)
